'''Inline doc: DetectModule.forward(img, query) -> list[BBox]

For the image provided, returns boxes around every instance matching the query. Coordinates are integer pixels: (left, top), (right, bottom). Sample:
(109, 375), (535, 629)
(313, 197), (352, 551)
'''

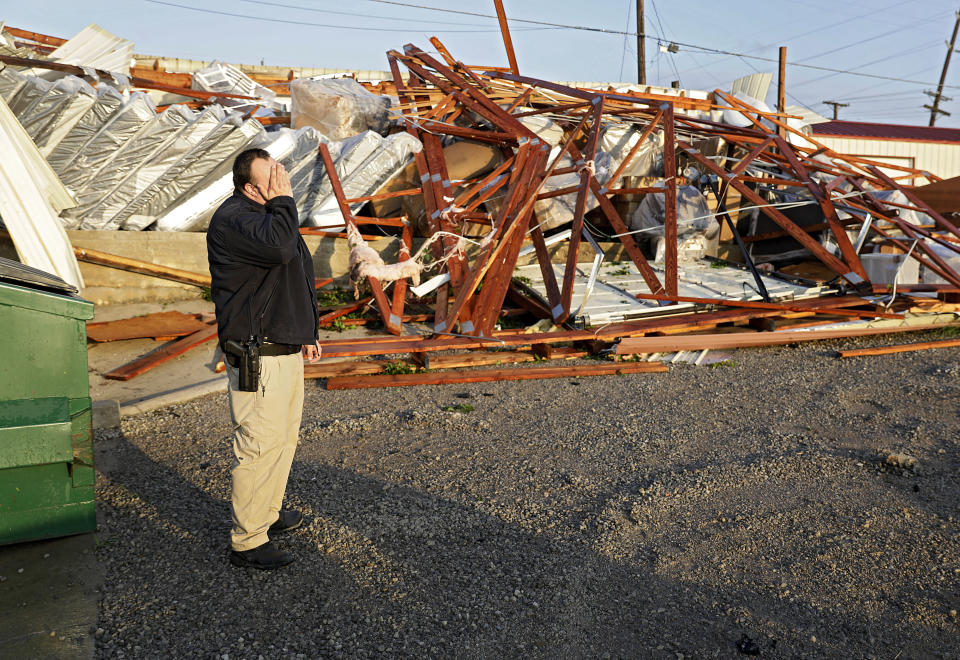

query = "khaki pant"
(226, 352), (304, 551)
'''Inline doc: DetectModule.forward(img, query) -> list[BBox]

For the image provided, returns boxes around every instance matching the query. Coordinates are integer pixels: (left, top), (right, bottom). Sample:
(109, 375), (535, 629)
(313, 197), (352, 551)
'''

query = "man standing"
(207, 149), (321, 570)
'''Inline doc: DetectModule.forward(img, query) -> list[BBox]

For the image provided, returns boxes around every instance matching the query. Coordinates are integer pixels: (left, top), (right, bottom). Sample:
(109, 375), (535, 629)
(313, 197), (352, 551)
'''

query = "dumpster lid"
(0, 257), (79, 295)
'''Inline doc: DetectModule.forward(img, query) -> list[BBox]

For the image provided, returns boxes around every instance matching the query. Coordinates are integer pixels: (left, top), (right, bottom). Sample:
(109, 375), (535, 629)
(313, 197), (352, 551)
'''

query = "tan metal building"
(810, 120), (960, 184)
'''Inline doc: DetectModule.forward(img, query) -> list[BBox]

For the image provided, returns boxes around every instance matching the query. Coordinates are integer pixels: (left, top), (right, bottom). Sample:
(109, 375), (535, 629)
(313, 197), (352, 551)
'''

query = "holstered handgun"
(224, 338), (261, 392)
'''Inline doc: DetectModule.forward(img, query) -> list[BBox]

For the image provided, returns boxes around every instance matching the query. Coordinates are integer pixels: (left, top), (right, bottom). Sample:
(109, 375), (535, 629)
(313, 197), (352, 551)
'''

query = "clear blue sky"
(5, 0), (960, 126)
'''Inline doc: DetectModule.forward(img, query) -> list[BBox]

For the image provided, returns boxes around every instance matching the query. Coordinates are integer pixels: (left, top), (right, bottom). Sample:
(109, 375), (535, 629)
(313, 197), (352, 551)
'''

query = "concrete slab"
(0, 533), (101, 659)
(87, 298), (417, 417)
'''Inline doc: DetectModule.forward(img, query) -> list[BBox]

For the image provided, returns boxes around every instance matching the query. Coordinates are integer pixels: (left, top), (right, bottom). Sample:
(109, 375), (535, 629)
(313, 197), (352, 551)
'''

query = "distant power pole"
(925, 10), (960, 127)
(823, 100), (849, 120)
(637, 0), (646, 85)
(777, 46), (787, 139)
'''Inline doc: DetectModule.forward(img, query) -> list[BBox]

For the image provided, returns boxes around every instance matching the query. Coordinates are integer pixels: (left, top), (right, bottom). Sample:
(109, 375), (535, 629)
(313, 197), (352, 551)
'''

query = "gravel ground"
(93, 332), (960, 659)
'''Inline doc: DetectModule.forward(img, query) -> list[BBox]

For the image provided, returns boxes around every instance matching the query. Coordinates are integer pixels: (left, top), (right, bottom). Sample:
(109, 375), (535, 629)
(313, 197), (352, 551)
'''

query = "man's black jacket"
(207, 191), (318, 351)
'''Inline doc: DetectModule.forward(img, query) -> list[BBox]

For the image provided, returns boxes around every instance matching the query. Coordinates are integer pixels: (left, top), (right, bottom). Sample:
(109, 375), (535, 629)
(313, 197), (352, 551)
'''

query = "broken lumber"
(836, 337), (960, 358)
(325, 361), (667, 390)
(74, 247), (211, 288)
(103, 322), (218, 380)
(87, 311), (209, 342)
(424, 346), (587, 369)
(616, 322), (960, 354)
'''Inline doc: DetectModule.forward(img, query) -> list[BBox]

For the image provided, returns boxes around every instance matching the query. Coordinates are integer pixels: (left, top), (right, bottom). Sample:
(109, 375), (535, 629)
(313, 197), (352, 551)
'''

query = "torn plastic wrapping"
(630, 185), (719, 262)
(153, 127), (298, 231)
(30, 77), (98, 157)
(486, 147), (613, 233)
(600, 123), (664, 177)
(14, 76), (96, 152)
(56, 91), (156, 192)
(46, 84), (124, 175)
(123, 118), (264, 230)
(89, 106), (226, 230)
(304, 131), (422, 227)
(62, 105), (196, 228)
(0, 68), (28, 103)
(516, 114), (564, 146)
(290, 77), (391, 139)
(861, 189), (933, 228)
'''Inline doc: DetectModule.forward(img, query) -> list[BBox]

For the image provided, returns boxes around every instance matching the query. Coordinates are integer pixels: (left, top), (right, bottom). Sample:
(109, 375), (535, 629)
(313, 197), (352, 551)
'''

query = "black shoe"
(269, 509), (304, 534)
(229, 541), (294, 570)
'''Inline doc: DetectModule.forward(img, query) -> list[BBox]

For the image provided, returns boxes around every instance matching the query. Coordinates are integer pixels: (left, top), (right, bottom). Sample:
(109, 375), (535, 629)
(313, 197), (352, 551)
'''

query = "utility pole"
(926, 9), (960, 127)
(823, 101), (849, 120)
(777, 46), (787, 139)
(637, 0), (645, 85)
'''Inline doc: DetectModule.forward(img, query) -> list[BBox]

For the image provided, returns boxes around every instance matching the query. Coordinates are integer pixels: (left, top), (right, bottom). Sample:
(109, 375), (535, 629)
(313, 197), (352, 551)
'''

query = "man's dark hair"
(233, 148), (271, 190)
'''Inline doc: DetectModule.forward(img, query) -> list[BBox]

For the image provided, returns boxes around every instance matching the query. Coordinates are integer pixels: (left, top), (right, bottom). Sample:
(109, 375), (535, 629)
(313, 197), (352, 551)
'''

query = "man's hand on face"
(302, 340), (322, 363)
(256, 162), (293, 202)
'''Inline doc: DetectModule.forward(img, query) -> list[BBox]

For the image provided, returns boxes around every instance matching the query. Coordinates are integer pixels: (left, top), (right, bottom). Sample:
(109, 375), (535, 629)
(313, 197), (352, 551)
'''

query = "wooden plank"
(87, 311), (208, 342)
(74, 247), (210, 287)
(425, 346), (587, 369)
(103, 323), (218, 381)
(318, 296), (870, 357)
(318, 143), (401, 335)
(304, 359), (418, 379)
(837, 337), (960, 358)
(616, 322), (960, 354)
(325, 361), (668, 390)
(633, 293), (904, 320)
(318, 297), (372, 326)
(662, 103), (679, 297)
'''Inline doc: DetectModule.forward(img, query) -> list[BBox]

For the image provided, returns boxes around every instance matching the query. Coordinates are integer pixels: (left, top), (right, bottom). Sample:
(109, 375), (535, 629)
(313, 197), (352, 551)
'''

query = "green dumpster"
(0, 257), (95, 545)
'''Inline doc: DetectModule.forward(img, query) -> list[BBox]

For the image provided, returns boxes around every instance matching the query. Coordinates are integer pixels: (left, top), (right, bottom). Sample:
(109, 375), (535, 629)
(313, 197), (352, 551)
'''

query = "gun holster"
(224, 339), (261, 392)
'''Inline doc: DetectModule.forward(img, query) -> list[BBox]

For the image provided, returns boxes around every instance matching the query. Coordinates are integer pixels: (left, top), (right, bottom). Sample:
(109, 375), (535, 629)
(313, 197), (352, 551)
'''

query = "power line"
(790, 39), (943, 91)
(670, 0), (923, 79)
(143, 0), (558, 33)
(617, 0), (631, 82)
(793, 9), (950, 64)
(236, 0), (498, 26)
(649, 0), (680, 85)
(363, 0), (960, 90)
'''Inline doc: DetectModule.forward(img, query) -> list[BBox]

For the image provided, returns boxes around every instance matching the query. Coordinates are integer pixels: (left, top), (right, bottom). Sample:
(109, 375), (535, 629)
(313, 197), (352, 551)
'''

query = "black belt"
(224, 341), (300, 369)
(260, 342), (301, 356)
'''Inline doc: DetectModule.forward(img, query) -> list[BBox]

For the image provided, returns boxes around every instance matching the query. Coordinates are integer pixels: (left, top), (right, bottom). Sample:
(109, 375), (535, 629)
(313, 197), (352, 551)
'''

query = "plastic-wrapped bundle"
(15, 76), (97, 155)
(47, 84), (124, 175)
(297, 130), (381, 224)
(89, 106), (227, 230)
(0, 68), (28, 103)
(7, 75), (54, 116)
(599, 123), (663, 178)
(56, 91), (156, 192)
(629, 185), (719, 262)
(290, 78), (390, 139)
(153, 128), (298, 232)
(121, 117), (264, 230)
(304, 131), (422, 227)
(63, 105), (196, 228)
(279, 127), (342, 208)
